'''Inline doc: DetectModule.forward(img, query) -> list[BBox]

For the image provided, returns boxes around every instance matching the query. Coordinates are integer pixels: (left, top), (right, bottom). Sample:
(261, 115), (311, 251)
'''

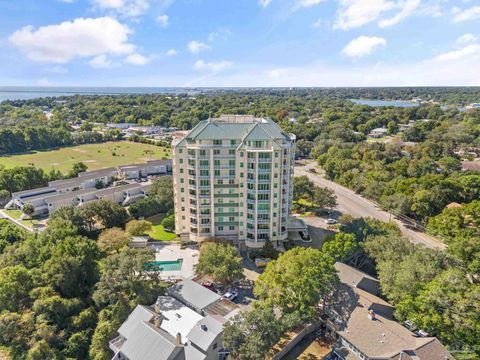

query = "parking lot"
(194, 275), (255, 311)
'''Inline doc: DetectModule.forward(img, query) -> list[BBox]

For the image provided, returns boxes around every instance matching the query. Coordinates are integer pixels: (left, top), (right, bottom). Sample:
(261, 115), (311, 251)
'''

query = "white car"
(223, 290), (238, 301)
(325, 218), (337, 224)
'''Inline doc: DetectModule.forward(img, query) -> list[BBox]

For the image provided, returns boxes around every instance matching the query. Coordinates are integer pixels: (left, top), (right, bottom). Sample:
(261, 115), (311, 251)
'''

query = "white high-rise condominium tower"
(172, 114), (296, 249)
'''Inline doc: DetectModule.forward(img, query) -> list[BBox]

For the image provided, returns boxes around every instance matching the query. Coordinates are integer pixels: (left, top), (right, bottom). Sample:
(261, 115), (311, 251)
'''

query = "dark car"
(201, 281), (215, 291)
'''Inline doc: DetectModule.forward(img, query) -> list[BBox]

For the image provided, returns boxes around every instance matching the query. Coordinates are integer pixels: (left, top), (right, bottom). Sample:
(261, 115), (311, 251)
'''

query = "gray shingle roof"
(329, 263), (454, 360)
(335, 262), (381, 296)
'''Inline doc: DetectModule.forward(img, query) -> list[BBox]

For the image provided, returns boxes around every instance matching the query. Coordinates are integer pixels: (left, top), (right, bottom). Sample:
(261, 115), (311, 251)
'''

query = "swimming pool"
(144, 259), (183, 271)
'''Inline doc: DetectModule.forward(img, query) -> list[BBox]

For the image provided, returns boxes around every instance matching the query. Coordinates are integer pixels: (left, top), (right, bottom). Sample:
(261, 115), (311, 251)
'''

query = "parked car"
(325, 218), (337, 224)
(201, 281), (215, 291)
(403, 320), (415, 330)
(223, 290), (238, 301)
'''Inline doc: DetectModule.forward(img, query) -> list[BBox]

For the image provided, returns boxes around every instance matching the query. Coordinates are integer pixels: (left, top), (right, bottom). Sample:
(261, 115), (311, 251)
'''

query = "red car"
(201, 281), (215, 291)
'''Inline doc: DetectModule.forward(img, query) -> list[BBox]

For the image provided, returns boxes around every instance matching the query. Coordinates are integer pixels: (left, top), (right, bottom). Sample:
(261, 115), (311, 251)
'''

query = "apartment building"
(5, 160), (171, 218)
(172, 115), (296, 249)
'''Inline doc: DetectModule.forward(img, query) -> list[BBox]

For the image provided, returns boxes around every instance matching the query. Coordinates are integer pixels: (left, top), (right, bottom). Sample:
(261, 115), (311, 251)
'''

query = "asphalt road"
(294, 162), (445, 249)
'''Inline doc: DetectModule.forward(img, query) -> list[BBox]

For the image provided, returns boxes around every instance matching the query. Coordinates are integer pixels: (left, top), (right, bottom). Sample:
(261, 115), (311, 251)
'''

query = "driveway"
(294, 162), (445, 249)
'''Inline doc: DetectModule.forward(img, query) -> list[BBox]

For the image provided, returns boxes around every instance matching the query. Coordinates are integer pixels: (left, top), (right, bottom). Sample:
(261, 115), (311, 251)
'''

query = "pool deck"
(149, 242), (199, 280)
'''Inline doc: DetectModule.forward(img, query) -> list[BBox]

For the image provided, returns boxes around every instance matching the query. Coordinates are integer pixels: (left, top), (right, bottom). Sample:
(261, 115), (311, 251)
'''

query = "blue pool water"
(144, 259), (183, 271)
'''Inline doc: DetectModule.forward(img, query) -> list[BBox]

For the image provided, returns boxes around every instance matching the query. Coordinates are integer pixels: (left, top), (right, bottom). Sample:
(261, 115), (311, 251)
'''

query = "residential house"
(322, 263), (454, 360)
(110, 280), (239, 360)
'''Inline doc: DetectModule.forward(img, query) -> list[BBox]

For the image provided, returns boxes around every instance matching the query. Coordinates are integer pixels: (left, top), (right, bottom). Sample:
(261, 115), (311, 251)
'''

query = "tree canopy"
(254, 247), (337, 316)
(195, 242), (244, 284)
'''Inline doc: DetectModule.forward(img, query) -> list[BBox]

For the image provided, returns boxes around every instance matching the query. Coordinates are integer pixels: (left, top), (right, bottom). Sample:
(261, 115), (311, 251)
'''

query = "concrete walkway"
(0, 209), (35, 232)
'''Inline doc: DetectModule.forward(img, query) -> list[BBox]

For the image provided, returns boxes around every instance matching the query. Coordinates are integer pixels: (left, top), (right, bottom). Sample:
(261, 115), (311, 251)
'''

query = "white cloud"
(452, 5), (480, 22)
(269, 68), (290, 78)
(334, 0), (420, 30)
(456, 33), (477, 46)
(46, 66), (69, 74)
(342, 36), (386, 58)
(91, 0), (150, 17)
(166, 49), (178, 56)
(188, 40), (210, 53)
(89, 54), (115, 68)
(259, 0), (272, 7)
(378, 0), (420, 27)
(194, 60), (232, 72)
(297, 0), (325, 8)
(432, 44), (480, 62)
(9, 17), (135, 63)
(208, 28), (232, 42)
(124, 53), (149, 65)
(156, 14), (169, 27)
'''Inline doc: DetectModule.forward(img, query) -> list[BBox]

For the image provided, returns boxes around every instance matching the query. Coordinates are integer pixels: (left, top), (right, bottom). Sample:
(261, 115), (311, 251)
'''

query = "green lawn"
(0, 141), (171, 173)
(146, 214), (177, 241)
(5, 209), (22, 220)
(4, 209), (43, 228)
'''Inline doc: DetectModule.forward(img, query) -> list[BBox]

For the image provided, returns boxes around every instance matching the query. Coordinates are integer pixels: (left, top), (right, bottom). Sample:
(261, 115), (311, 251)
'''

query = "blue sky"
(0, 0), (479, 86)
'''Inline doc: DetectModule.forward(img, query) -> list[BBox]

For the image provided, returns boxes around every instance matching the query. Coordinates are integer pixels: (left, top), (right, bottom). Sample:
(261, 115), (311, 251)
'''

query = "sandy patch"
(83, 160), (98, 163)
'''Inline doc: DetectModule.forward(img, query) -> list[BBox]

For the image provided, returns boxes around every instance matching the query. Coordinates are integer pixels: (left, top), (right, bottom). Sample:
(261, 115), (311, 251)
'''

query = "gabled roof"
(118, 305), (157, 339)
(186, 315), (223, 352)
(329, 263), (454, 360)
(120, 321), (181, 360)
(335, 262), (380, 296)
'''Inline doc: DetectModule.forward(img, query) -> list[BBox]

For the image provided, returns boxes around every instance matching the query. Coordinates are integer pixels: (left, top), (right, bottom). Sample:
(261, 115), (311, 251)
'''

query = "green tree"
(293, 176), (315, 203)
(0, 265), (34, 312)
(125, 219), (152, 236)
(396, 269), (480, 352)
(82, 200), (130, 229)
(254, 247), (336, 316)
(223, 305), (283, 360)
(161, 213), (175, 232)
(150, 176), (174, 212)
(364, 235), (447, 304)
(97, 228), (131, 253)
(22, 203), (35, 219)
(93, 248), (162, 309)
(438, 156), (462, 174)
(68, 162), (88, 178)
(313, 186), (337, 209)
(196, 242), (244, 284)
(321, 233), (359, 262)
(0, 219), (26, 253)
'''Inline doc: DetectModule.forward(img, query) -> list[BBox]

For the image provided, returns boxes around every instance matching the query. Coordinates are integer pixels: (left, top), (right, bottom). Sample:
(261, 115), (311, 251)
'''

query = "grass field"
(146, 214), (177, 241)
(0, 141), (171, 173)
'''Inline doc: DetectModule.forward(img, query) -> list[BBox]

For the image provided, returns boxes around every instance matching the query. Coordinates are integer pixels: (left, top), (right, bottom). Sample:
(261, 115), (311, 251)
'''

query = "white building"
(172, 115), (295, 249)
(110, 279), (238, 360)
